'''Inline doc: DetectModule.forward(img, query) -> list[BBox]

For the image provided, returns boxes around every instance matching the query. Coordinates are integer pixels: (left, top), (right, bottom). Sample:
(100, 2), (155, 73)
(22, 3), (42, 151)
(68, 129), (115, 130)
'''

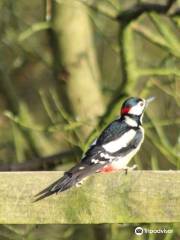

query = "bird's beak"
(145, 96), (155, 107)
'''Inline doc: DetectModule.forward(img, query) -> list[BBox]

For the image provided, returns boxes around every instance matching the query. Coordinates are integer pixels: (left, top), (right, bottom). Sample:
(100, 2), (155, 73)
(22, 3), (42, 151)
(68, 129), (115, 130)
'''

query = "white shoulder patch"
(102, 129), (136, 153)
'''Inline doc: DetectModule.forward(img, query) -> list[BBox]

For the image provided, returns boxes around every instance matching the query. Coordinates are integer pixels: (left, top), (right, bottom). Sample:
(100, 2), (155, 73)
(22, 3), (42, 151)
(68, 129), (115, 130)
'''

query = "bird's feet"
(124, 164), (137, 175)
(97, 164), (137, 174)
(76, 177), (88, 187)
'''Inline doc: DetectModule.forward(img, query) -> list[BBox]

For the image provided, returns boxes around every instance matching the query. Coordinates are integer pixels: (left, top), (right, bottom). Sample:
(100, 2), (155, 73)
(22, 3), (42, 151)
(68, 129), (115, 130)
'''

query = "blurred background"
(0, 0), (179, 239)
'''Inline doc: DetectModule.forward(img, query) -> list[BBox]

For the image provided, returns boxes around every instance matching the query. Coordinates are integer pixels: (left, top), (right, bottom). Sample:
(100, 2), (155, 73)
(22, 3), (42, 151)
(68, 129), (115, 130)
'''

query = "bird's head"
(121, 96), (155, 116)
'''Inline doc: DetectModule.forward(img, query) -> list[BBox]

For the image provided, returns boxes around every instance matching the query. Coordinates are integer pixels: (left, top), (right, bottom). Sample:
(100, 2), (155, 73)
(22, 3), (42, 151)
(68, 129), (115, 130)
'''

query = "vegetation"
(0, 0), (179, 239)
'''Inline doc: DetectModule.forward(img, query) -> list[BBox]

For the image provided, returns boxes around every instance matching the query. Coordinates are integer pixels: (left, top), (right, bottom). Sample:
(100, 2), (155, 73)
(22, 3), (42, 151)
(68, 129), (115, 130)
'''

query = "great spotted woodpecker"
(34, 96), (155, 201)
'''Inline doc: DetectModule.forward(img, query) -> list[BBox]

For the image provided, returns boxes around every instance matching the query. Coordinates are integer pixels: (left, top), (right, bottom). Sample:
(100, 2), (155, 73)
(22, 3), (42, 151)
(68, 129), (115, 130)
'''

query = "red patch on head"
(121, 107), (130, 115)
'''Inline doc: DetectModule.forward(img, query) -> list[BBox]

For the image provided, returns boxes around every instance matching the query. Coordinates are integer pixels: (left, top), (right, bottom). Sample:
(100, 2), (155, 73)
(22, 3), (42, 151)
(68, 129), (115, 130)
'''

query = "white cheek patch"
(128, 104), (143, 115)
(102, 129), (136, 153)
(128, 100), (145, 115)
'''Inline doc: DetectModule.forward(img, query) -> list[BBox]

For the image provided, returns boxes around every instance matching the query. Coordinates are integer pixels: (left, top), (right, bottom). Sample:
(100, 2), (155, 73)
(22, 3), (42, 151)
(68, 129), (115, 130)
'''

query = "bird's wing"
(96, 119), (132, 145)
(105, 128), (144, 157)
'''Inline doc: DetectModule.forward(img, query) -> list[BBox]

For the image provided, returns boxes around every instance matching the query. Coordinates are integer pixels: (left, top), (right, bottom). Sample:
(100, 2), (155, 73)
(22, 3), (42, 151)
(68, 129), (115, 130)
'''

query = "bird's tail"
(33, 172), (78, 202)
(33, 162), (99, 202)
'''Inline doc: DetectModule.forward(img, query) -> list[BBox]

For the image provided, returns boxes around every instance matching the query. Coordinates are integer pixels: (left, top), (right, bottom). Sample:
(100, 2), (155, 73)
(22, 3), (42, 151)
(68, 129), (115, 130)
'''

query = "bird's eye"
(140, 102), (144, 106)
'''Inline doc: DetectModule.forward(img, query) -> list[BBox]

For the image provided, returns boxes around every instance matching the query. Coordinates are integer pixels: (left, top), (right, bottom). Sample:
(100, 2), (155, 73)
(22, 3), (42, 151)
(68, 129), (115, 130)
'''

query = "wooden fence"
(0, 171), (179, 224)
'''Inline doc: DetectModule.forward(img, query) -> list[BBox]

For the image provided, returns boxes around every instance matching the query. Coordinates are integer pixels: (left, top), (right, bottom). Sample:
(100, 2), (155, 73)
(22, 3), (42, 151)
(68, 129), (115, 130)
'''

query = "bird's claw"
(124, 164), (137, 175)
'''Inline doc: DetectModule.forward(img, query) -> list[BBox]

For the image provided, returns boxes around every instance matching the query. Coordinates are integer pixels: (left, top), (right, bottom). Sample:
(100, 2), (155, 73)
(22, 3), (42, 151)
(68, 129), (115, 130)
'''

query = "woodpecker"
(34, 96), (155, 202)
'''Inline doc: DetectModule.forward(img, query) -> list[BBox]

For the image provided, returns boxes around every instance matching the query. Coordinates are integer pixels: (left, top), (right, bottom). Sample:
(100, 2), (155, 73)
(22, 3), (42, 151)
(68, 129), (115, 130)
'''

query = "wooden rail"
(0, 171), (180, 224)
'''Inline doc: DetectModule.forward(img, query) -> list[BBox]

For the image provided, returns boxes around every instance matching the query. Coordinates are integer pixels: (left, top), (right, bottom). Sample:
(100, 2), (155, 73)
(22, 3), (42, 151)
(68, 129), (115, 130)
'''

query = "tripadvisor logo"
(134, 226), (173, 235)
(135, 227), (143, 235)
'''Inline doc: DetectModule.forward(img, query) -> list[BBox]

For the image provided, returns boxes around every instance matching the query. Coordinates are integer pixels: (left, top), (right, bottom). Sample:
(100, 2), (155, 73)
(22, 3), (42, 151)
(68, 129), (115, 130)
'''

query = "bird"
(34, 96), (155, 202)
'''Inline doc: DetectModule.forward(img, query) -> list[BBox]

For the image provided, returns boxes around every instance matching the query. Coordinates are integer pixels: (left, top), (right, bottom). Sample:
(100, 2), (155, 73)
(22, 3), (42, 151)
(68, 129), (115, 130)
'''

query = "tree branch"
(80, 0), (176, 23)
(0, 148), (80, 171)
(116, 0), (176, 23)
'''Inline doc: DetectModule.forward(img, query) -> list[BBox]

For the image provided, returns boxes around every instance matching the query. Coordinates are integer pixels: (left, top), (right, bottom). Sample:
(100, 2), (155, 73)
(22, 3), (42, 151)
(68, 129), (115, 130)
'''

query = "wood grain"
(0, 171), (180, 223)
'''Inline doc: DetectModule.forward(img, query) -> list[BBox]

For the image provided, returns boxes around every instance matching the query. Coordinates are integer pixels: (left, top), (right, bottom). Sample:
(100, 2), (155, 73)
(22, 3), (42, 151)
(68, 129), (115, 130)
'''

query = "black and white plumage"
(34, 96), (155, 202)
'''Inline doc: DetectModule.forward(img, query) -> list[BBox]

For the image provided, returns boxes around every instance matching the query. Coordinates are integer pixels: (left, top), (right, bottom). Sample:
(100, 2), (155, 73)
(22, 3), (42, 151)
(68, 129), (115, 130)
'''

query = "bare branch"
(79, 0), (176, 23)
(117, 0), (176, 23)
(0, 148), (80, 171)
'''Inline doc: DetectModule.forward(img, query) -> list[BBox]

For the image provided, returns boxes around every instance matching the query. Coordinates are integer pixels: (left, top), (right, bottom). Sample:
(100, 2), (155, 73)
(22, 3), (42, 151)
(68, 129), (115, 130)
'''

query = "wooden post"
(0, 171), (180, 224)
